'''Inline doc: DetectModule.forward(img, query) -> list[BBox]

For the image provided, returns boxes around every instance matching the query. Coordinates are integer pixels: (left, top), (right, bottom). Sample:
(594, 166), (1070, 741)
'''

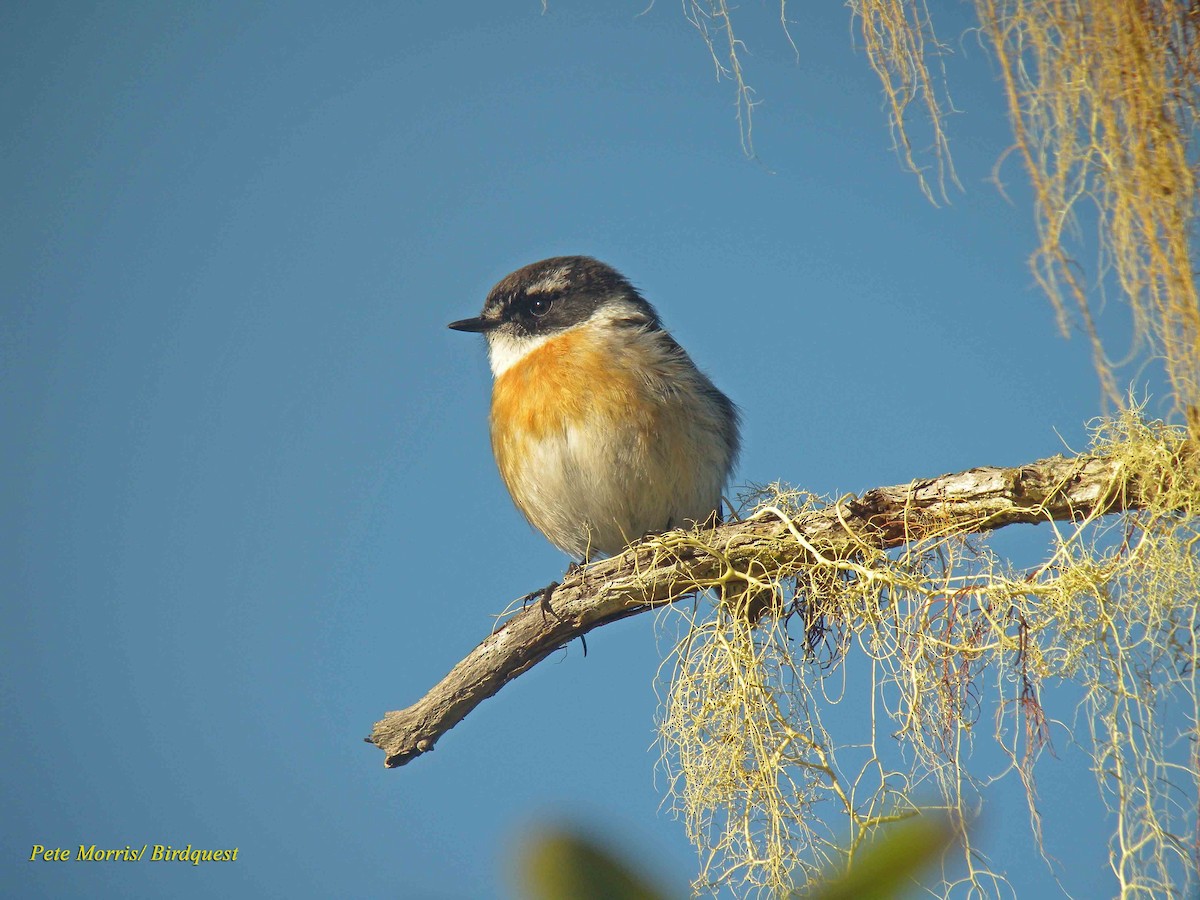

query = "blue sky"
(3, 3), (1146, 897)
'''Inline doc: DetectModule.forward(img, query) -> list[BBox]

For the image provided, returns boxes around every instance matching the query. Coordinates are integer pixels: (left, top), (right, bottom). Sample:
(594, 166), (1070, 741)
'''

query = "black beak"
(448, 316), (494, 333)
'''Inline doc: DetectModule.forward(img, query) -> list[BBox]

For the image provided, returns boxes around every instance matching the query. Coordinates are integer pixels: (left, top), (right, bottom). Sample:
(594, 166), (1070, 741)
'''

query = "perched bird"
(449, 256), (739, 562)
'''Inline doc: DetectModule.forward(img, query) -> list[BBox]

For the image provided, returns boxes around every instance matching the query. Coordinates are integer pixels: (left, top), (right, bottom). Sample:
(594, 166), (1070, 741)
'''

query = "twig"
(368, 451), (1141, 767)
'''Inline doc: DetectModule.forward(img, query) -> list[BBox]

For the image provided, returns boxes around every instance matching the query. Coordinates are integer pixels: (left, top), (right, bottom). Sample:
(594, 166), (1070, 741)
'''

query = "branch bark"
(369, 451), (1143, 767)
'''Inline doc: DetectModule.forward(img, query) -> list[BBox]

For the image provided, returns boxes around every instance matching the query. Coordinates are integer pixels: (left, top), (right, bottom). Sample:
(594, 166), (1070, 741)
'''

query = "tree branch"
(368, 450), (1144, 767)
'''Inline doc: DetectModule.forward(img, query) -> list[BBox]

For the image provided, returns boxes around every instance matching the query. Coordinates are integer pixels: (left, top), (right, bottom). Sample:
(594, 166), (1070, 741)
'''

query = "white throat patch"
(486, 330), (558, 377)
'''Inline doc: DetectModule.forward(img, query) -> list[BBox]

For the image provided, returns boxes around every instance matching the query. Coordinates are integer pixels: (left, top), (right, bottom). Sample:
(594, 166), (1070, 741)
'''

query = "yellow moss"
(655, 412), (1200, 897)
(643, 1), (1199, 893)
(977, 0), (1200, 418)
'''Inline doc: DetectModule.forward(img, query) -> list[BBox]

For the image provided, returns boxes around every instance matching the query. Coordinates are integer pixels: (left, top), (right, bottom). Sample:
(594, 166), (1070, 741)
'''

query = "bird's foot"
(518, 580), (560, 613)
(537, 580), (560, 617)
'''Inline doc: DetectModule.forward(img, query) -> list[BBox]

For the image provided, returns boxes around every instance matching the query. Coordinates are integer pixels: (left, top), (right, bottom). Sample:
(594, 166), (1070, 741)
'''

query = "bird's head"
(449, 256), (660, 376)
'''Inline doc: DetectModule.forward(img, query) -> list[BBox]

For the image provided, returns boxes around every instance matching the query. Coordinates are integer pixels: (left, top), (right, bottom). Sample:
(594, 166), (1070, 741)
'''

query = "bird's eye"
(529, 297), (552, 317)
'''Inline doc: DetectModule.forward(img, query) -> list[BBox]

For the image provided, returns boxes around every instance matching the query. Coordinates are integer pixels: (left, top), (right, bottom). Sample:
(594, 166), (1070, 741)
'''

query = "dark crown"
(482, 256), (660, 336)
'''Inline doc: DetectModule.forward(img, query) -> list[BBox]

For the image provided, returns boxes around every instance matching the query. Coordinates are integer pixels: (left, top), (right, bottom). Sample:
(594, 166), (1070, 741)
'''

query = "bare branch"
(368, 449), (1161, 768)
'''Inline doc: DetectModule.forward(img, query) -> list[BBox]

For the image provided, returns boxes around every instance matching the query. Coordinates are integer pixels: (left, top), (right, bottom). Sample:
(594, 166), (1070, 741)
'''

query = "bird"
(449, 255), (740, 563)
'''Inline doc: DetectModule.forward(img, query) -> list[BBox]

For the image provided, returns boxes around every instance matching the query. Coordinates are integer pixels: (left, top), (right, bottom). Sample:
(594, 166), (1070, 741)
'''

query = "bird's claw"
(538, 580), (560, 616)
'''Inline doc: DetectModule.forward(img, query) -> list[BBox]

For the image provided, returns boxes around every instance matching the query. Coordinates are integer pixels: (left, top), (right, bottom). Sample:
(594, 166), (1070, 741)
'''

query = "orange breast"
(493, 328), (591, 442)
(490, 326), (652, 493)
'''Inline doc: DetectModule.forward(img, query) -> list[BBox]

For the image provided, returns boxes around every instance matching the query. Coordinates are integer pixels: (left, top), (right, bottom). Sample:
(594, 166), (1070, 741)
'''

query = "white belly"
(511, 411), (726, 559)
